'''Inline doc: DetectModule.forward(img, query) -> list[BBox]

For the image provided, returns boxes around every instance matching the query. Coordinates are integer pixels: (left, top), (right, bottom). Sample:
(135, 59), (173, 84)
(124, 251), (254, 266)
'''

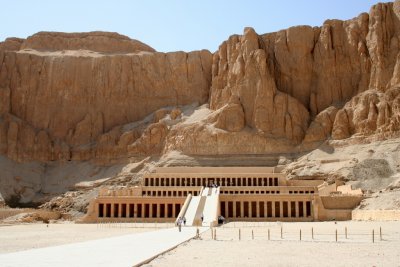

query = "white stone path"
(0, 226), (205, 267)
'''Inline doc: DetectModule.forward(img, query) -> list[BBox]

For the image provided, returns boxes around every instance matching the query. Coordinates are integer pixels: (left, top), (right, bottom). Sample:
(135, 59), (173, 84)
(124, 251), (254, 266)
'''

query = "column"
(133, 204), (136, 218)
(240, 201), (244, 217)
(127, 204), (130, 218)
(279, 202), (283, 218)
(111, 203), (115, 218)
(312, 199), (318, 220)
(295, 202), (299, 218)
(118, 204), (122, 218)
(103, 203), (107, 218)
(264, 202), (267, 218)
(303, 201), (307, 217)
(232, 201), (236, 218)
(141, 204), (145, 218)
(172, 203), (176, 217)
(166, 203), (169, 218)
(256, 201), (260, 218)
(157, 204), (161, 218)
(272, 201), (276, 218)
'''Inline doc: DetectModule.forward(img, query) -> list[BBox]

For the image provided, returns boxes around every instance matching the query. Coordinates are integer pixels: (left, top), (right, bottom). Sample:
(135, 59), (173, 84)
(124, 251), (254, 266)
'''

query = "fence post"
(335, 229), (337, 242)
(345, 227), (347, 239)
(311, 227), (314, 239)
(281, 226), (283, 239)
(300, 229), (302, 241)
(211, 228), (213, 239)
(252, 230), (254, 240)
(268, 229), (270, 240)
(372, 229), (374, 243)
(214, 229), (217, 240)
(379, 227), (382, 241)
(239, 228), (241, 241)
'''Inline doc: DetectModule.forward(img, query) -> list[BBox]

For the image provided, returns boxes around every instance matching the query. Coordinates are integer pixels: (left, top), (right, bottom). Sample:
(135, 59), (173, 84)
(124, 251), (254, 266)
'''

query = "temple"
(81, 167), (363, 225)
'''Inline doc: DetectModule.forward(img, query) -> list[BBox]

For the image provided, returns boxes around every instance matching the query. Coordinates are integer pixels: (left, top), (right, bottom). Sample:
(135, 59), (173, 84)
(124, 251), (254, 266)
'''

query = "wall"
(155, 167), (277, 174)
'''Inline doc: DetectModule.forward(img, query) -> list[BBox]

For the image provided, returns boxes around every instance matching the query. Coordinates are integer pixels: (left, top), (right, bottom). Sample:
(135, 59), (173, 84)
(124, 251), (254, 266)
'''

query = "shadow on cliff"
(317, 142), (335, 154)
(0, 155), (126, 207)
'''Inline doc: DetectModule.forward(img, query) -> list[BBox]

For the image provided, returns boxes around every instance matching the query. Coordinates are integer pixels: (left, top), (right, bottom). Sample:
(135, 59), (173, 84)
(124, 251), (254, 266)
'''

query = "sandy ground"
(0, 222), (173, 254)
(358, 189), (400, 210)
(145, 221), (400, 267)
(0, 226), (202, 267)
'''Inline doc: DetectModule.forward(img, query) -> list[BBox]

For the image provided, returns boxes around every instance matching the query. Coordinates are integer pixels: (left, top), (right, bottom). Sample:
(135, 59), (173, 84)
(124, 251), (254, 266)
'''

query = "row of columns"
(221, 190), (281, 195)
(221, 200), (312, 219)
(144, 177), (280, 187)
(220, 190), (314, 195)
(143, 190), (198, 197)
(98, 203), (182, 219)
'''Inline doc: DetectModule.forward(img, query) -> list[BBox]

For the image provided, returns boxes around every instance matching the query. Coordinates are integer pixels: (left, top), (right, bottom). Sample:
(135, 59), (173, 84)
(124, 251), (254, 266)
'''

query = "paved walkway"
(0, 226), (205, 267)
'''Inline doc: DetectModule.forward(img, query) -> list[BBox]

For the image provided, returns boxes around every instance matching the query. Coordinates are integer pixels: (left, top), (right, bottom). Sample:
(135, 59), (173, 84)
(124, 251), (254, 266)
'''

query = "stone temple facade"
(81, 167), (363, 225)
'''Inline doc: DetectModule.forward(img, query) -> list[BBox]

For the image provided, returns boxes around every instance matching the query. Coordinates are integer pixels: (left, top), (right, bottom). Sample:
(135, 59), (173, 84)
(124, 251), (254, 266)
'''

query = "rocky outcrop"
(0, 33), (212, 162)
(210, 28), (310, 144)
(303, 106), (339, 143)
(20, 31), (155, 53)
(209, 1), (400, 147)
(0, 38), (23, 51)
(1, 1), (400, 163)
(164, 121), (297, 155)
(128, 122), (168, 155)
(332, 88), (400, 139)
(368, 2), (400, 90)
(214, 95), (245, 132)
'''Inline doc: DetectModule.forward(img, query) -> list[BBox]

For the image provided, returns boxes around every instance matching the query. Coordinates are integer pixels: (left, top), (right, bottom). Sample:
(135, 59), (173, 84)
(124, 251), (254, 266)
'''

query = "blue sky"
(1, 0), (386, 52)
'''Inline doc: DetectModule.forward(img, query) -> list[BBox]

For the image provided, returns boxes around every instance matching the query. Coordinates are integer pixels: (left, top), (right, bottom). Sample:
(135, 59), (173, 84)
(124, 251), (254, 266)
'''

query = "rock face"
(0, 32), (212, 162)
(209, 1), (400, 148)
(20, 31), (155, 53)
(210, 28), (310, 144)
(214, 95), (245, 132)
(332, 88), (400, 139)
(1, 1), (400, 163)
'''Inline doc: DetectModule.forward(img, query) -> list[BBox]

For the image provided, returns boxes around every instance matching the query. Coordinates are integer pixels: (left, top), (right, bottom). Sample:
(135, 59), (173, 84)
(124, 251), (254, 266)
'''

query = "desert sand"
(0, 222), (173, 254)
(145, 221), (400, 267)
(1, 221), (399, 266)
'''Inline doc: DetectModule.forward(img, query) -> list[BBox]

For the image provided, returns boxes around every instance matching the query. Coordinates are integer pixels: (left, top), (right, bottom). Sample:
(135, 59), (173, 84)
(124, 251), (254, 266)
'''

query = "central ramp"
(201, 187), (220, 227)
(183, 196), (201, 225)
(178, 187), (220, 227)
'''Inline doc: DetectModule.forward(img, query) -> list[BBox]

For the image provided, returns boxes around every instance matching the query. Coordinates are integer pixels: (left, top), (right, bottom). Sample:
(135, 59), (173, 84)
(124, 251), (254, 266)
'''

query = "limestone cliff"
(20, 31), (156, 53)
(1, 1), (400, 164)
(207, 1), (400, 151)
(0, 32), (212, 162)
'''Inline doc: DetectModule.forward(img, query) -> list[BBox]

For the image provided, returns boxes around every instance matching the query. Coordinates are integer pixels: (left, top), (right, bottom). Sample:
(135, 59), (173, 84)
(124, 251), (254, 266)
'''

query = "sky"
(0, 0), (386, 52)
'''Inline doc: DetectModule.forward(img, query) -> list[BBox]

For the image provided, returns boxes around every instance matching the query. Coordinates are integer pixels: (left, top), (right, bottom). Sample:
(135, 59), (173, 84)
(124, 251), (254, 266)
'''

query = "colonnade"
(220, 200), (312, 219)
(97, 202), (182, 219)
(142, 190), (199, 197)
(220, 189), (315, 195)
(94, 171), (319, 222)
(144, 176), (280, 187)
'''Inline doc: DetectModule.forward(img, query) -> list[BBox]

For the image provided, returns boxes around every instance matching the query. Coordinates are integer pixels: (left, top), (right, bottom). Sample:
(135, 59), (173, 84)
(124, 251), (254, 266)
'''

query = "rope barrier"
(196, 227), (391, 243)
